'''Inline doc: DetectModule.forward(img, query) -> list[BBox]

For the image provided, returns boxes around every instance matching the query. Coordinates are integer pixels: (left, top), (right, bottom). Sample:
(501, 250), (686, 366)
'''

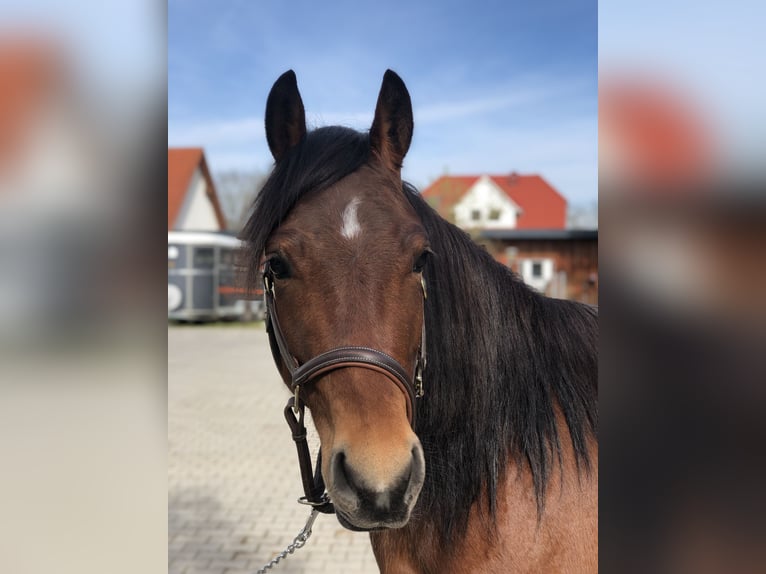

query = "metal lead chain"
(255, 508), (320, 573)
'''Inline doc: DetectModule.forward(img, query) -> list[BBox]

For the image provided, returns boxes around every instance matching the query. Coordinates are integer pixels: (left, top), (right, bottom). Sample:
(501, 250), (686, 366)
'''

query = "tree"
(213, 170), (267, 232)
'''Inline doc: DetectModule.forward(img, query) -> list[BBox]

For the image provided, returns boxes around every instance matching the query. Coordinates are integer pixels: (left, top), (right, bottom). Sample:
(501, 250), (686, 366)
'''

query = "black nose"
(329, 446), (425, 528)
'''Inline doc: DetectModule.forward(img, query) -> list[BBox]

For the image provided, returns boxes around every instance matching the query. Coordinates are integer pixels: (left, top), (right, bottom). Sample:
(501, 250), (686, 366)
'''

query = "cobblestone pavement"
(169, 326), (380, 574)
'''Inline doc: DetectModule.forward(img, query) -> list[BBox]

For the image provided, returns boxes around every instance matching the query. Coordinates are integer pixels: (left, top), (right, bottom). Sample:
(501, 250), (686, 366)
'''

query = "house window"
(488, 208), (502, 221)
(520, 258), (554, 293)
(471, 209), (481, 221)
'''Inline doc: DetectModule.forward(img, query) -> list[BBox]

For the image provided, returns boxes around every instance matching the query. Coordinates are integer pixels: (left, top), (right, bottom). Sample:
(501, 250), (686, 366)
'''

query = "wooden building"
(480, 229), (598, 305)
(421, 172), (597, 303)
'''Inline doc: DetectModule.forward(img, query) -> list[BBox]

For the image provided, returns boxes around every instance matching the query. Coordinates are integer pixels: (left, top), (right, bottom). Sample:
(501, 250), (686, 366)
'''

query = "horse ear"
(370, 70), (413, 171)
(265, 70), (306, 162)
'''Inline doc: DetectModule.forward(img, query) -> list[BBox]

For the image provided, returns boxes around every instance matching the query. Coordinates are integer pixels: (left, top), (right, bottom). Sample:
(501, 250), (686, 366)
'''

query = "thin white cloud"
(168, 75), (597, 202)
(416, 89), (554, 125)
(169, 72), (590, 143)
(168, 117), (264, 147)
(404, 116), (597, 202)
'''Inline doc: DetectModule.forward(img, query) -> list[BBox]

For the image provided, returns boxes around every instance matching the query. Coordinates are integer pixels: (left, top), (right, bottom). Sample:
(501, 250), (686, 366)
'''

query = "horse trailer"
(168, 231), (253, 322)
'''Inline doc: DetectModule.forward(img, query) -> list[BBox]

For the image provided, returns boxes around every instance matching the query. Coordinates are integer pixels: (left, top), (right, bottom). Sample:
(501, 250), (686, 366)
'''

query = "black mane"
(242, 126), (598, 546)
(405, 184), (597, 543)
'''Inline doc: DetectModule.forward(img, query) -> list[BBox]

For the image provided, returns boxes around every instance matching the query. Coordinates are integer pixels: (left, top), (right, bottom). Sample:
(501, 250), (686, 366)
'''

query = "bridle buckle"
(415, 363), (425, 398)
(293, 384), (301, 414)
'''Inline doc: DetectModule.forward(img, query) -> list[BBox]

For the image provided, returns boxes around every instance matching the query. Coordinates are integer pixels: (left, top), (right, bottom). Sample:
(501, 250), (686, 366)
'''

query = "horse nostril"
(332, 451), (358, 492)
(328, 450), (365, 512)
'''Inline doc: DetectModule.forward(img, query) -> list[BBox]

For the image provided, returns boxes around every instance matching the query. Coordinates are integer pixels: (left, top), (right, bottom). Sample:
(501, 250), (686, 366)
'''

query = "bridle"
(262, 261), (427, 514)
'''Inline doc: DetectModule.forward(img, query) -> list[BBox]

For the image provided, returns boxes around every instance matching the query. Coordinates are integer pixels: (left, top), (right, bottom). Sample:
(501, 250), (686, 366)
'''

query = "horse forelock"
(240, 126), (372, 292)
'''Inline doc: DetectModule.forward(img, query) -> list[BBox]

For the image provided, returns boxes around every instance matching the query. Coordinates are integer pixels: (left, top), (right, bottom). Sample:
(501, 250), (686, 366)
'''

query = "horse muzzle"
(327, 441), (425, 531)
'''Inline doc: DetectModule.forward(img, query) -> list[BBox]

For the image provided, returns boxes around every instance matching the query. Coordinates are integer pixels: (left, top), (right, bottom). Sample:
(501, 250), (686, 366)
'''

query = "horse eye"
(413, 250), (431, 273)
(268, 256), (290, 279)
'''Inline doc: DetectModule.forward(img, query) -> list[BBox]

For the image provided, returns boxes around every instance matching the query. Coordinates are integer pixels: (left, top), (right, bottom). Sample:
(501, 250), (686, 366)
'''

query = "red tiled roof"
(420, 173), (566, 229)
(168, 147), (226, 230)
(420, 175), (476, 216)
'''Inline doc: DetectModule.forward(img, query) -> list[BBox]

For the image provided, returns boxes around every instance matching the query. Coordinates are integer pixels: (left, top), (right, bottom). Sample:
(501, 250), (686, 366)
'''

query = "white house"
(421, 172), (567, 231)
(168, 148), (226, 231)
(452, 175), (523, 229)
(421, 172), (571, 295)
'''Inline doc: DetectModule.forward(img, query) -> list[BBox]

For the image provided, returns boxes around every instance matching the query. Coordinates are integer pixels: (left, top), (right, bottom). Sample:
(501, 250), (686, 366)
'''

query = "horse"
(242, 70), (598, 573)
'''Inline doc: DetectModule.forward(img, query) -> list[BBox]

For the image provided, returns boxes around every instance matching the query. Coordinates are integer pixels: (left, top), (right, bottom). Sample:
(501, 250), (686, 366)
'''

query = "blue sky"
(169, 0), (597, 203)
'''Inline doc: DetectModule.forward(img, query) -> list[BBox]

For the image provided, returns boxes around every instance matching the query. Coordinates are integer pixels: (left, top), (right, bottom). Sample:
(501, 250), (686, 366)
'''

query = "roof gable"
(421, 172), (566, 229)
(470, 174), (523, 212)
(168, 148), (226, 230)
(420, 175), (478, 221)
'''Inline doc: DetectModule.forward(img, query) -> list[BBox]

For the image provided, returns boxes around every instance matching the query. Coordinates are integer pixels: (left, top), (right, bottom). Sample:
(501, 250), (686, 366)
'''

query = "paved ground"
(169, 325), (380, 574)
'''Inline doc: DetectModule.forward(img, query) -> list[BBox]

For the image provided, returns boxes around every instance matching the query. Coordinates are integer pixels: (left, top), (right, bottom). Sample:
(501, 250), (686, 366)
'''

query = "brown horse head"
(261, 70), (427, 530)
